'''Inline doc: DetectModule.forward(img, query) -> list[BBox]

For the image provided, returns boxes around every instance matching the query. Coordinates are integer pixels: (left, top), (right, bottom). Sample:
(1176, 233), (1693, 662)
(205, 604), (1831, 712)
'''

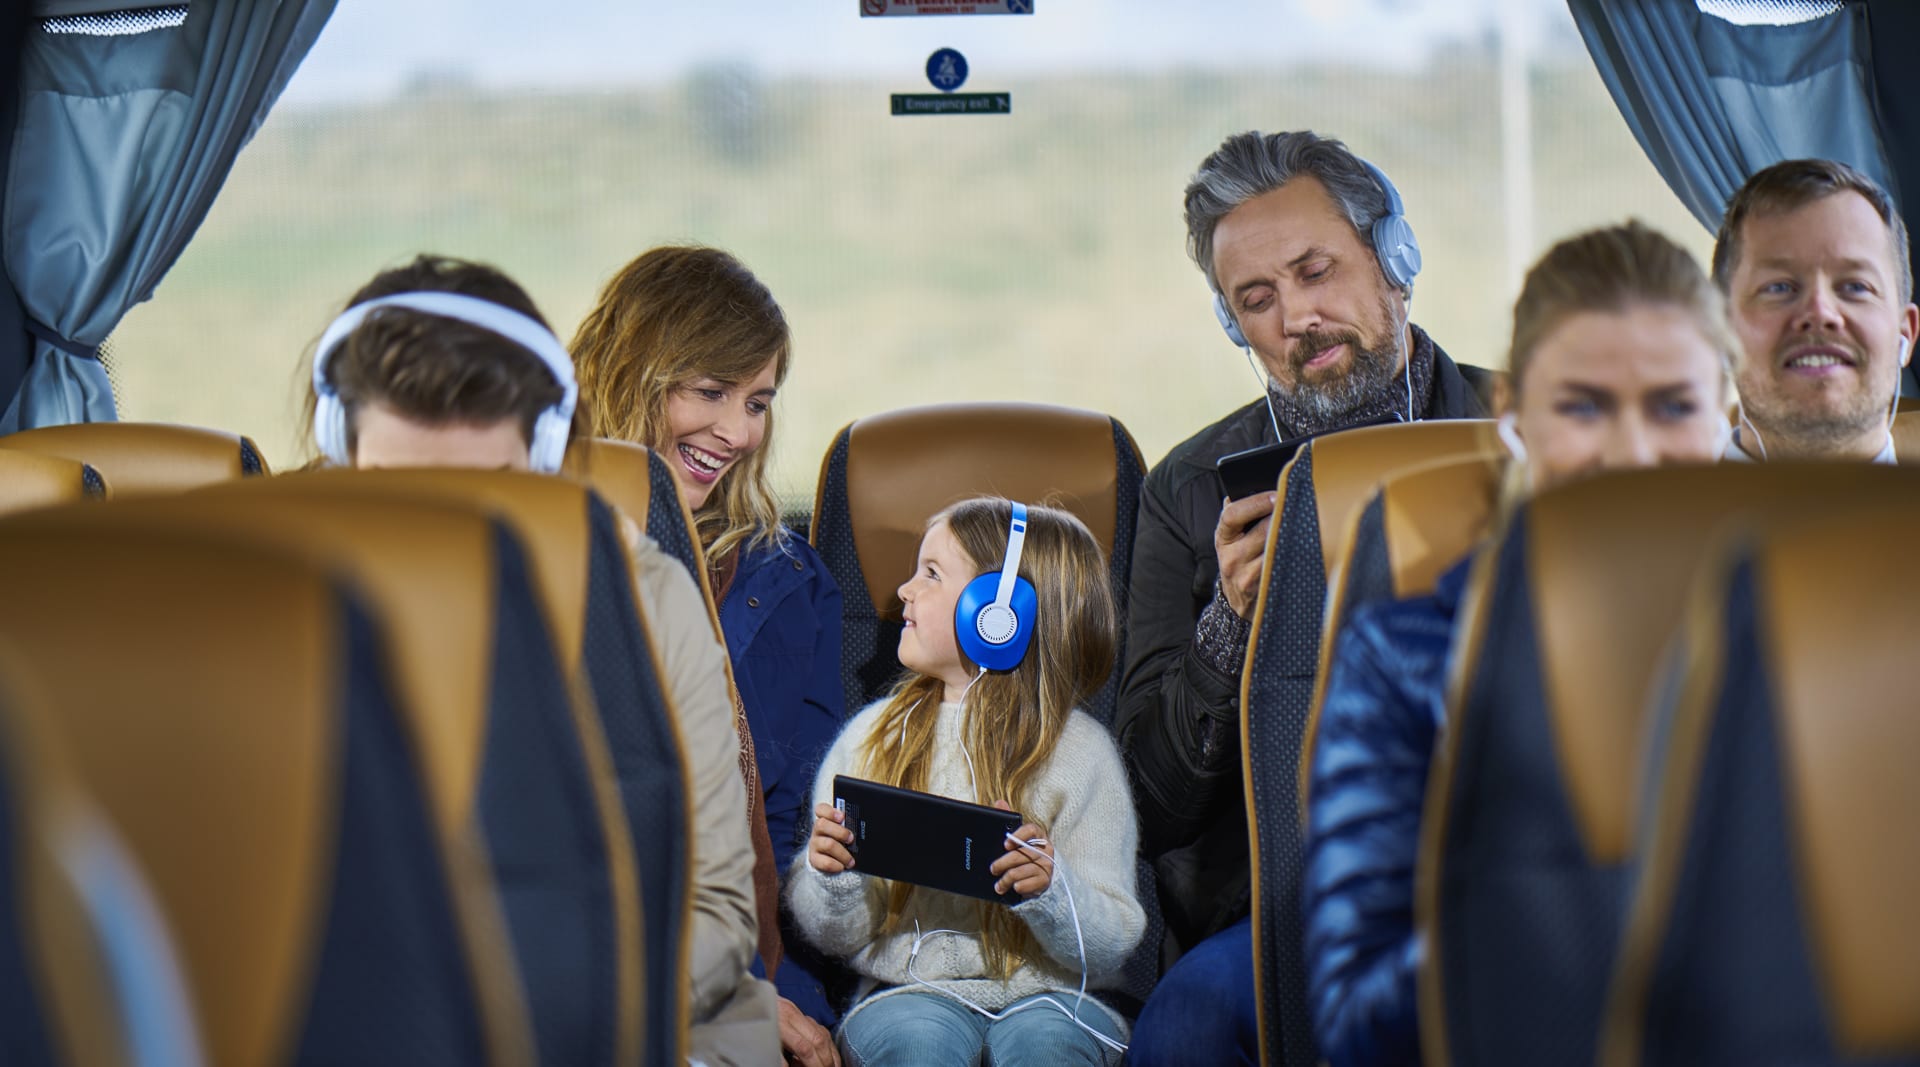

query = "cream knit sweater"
(786, 699), (1145, 1036)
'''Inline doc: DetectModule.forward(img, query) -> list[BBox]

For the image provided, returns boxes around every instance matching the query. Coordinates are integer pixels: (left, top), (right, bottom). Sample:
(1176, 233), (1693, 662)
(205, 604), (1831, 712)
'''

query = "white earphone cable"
(902, 839), (1126, 1057)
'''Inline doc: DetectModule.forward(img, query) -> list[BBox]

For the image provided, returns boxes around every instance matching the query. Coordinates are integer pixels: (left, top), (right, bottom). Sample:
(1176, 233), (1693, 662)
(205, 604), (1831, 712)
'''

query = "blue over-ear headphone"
(1359, 158), (1421, 292)
(312, 291), (579, 473)
(1212, 156), (1421, 347)
(955, 501), (1037, 672)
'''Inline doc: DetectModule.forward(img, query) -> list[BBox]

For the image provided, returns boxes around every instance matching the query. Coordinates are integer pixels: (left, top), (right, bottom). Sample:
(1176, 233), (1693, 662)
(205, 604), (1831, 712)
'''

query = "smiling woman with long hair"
(571, 245), (847, 1062)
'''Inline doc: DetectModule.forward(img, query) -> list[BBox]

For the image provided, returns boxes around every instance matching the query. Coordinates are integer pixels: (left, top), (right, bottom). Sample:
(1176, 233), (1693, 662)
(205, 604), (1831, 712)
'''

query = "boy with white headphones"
(308, 254), (779, 1066)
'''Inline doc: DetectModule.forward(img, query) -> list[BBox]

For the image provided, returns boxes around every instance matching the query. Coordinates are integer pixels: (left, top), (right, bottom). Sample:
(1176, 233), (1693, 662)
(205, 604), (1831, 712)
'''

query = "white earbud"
(1496, 412), (1528, 464)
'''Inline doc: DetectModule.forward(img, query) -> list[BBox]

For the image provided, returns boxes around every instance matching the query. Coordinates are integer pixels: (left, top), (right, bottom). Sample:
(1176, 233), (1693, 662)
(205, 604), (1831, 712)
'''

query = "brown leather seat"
(1421, 463), (1920, 1067)
(226, 467), (690, 1067)
(92, 484), (639, 1064)
(1891, 409), (1920, 462)
(0, 422), (267, 494)
(1603, 499), (1920, 1066)
(563, 436), (723, 636)
(1239, 417), (1495, 1067)
(0, 640), (199, 1067)
(0, 450), (107, 518)
(809, 401), (1146, 721)
(0, 513), (528, 1066)
(1301, 451), (1505, 805)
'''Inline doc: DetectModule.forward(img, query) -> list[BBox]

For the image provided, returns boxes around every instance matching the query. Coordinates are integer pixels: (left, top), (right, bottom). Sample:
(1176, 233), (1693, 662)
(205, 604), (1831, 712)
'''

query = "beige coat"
(626, 530), (779, 1066)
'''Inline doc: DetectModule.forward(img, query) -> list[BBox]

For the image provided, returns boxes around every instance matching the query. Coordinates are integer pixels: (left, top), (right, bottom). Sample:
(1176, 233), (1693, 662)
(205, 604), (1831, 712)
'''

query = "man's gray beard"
(1265, 334), (1403, 436)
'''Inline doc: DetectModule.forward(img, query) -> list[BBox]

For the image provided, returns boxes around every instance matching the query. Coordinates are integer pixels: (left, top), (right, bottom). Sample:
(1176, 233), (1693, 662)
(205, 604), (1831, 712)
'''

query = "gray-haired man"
(1118, 129), (1493, 1067)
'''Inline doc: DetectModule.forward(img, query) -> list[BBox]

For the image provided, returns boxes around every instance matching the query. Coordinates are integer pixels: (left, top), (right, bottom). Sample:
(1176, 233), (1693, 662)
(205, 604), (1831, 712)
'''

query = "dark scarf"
(1264, 323), (1439, 439)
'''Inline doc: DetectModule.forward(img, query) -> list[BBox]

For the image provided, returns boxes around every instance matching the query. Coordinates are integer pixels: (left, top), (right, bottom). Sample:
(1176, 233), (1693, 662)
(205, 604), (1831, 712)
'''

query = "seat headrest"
(97, 488), (502, 837)
(1374, 451), (1504, 599)
(1512, 463), (1920, 864)
(0, 422), (266, 494)
(0, 450), (106, 517)
(829, 402), (1134, 617)
(0, 519), (345, 1067)
(238, 468), (596, 673)
(1747, 504), (1920, 1053)
(1891, 409), (1920, 464)
(1307, 419), (1496, 574)
(562, 438), (653, 526)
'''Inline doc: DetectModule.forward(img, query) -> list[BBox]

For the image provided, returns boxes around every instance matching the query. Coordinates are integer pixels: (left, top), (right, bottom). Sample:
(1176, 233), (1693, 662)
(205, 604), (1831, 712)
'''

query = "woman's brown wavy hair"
(569, 246), (791, 563)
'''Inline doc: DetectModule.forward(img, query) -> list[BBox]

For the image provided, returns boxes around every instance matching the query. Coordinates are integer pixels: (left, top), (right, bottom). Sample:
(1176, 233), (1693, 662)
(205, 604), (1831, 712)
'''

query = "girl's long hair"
(854, 497), (1117, 976)
(569, 245), (791, 563)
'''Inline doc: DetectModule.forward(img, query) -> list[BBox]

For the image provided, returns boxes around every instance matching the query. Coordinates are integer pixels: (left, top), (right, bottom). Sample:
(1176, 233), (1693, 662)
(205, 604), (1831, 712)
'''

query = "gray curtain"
(1, 0), (336, 431)
(1568, 0), (1895, 231)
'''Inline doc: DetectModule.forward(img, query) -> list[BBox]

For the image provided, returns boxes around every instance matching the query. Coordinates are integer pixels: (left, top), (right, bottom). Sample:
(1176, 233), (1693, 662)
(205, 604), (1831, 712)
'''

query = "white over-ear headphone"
(312, 291), (578, 473)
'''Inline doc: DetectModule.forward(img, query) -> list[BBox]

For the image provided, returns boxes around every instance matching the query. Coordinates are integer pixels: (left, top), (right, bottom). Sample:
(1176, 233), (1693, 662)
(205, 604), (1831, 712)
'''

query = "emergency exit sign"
(861, 0), (1032, 15)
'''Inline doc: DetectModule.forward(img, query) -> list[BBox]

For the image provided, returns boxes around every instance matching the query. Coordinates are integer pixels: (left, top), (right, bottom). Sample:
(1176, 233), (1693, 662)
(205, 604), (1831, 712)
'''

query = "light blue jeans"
(837, 990), (1124, 1067)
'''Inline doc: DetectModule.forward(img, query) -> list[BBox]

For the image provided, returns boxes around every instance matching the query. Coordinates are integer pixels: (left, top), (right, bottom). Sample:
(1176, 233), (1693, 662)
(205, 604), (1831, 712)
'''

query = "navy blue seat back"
(245, 468), (688, 1066)
(1422, 465), (1920, 1067)
(1242, 420), (1492, 1067)
(0, 517), (522, 1066)
(1604, 505), (1920, 1067)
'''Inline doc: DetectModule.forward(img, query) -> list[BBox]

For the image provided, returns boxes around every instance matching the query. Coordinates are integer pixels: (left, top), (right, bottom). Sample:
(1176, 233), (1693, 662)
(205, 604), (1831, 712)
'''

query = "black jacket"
(1115, 333), (1493, 951)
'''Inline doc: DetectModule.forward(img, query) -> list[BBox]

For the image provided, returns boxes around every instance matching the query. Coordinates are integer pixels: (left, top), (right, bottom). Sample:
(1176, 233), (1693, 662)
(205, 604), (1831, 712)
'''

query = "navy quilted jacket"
(1301, 557), (1470, 1067)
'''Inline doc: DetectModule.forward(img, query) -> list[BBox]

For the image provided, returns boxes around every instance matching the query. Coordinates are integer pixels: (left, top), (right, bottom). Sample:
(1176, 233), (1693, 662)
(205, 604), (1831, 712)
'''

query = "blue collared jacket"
(719, 531), (846, 872)
(1302, 557), (1471, 1067)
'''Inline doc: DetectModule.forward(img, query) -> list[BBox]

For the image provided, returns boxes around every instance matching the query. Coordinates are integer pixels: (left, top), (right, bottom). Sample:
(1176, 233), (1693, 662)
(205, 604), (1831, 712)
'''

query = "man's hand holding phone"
(1215, 491), (1276, 618)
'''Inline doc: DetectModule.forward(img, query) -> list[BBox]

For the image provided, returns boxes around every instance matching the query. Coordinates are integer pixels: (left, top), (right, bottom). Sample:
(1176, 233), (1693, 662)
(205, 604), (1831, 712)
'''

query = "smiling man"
(1117, 131), (1493, 1067)
(1714, 158), (1919, 463)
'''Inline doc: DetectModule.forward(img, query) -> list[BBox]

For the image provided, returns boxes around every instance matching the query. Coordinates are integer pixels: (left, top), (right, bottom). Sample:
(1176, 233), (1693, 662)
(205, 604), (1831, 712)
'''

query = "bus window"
(107, 0), (1706, 505)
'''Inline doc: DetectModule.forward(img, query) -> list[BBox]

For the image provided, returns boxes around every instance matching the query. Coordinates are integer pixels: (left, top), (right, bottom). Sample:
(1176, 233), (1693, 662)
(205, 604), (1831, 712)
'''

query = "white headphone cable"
(901, 840), (1126, 1056)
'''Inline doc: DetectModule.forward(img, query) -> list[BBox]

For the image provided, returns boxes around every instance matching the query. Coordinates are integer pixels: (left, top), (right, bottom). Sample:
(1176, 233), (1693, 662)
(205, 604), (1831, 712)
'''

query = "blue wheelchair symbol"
(1006, 0), (1032, 11)
(927, 48), (968, 93)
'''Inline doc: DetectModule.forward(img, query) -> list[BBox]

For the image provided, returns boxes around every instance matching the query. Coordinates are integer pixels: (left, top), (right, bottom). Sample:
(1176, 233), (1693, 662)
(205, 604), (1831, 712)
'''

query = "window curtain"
(1567, 0), (1894, 232)
(1, 0), (336, 432)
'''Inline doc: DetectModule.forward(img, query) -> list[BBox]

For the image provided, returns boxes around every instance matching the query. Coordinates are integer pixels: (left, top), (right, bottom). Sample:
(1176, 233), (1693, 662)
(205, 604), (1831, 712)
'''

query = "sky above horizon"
(279, 0), (1588, 106)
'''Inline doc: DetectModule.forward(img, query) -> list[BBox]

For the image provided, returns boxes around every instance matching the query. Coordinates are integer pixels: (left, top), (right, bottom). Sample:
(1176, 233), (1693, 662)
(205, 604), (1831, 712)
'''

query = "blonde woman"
(1301, 221), (1740, 1067)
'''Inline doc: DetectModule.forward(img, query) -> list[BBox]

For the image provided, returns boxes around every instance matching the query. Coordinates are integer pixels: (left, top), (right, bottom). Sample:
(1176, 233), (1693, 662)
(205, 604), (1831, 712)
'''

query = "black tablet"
(832, 775), (1026, 905)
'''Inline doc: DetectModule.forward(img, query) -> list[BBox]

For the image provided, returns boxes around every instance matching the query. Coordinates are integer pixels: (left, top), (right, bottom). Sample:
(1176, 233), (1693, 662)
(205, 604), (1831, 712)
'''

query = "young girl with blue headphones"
(790, 497), (1143, 1067)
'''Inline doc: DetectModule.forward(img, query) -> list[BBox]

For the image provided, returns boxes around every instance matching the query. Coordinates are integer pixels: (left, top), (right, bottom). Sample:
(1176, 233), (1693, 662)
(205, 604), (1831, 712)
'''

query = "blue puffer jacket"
(1302, 557), (1470, 1067)
(719, 532), (845, 872)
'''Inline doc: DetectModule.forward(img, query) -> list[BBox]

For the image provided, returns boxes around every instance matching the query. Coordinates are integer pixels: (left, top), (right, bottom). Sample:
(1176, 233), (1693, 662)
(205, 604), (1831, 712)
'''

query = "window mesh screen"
(96, 336), (124, 414)
(1697, 0), (1845, 26)
(42, 6), (187, 36)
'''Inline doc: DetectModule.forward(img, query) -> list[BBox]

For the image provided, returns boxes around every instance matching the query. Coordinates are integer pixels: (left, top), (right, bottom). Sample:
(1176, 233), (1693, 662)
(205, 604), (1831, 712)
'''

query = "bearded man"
(1116, 130), (1494, 1067)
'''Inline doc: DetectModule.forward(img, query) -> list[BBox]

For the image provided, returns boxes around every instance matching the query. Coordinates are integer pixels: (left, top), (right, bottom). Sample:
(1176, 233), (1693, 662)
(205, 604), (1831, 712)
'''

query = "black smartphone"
(832, 775), (1025, 905)
(1215, 414), (1404, 501)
